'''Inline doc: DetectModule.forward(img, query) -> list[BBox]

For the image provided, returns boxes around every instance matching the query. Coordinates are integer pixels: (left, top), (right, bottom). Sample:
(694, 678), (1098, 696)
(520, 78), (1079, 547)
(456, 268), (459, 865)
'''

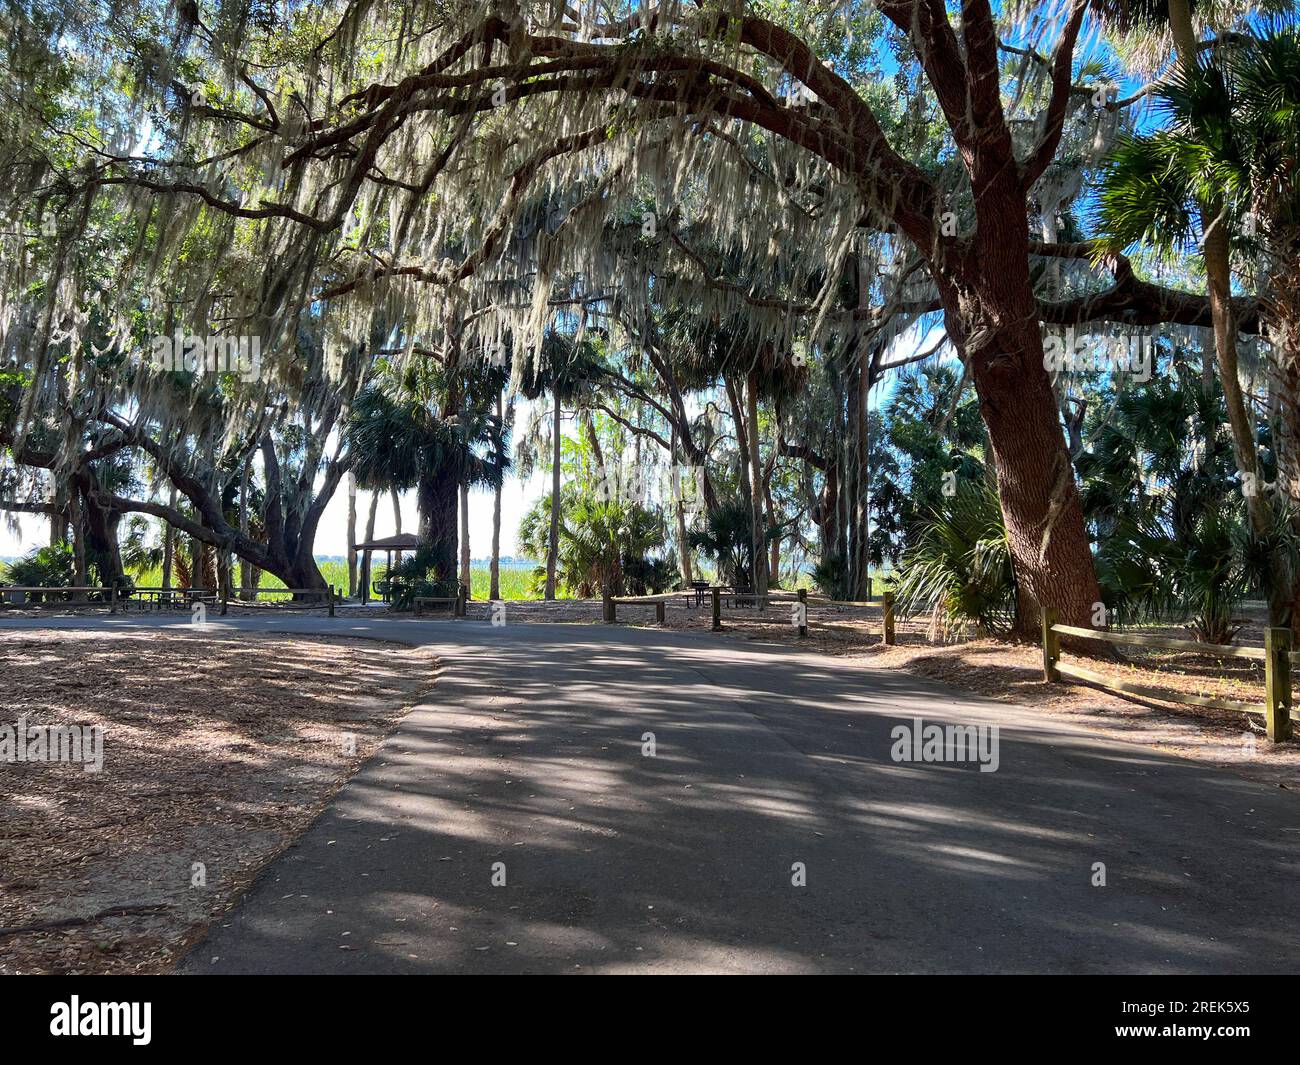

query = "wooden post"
(1041, 606), (1060, 682)
(797, 588), (808, 638)
(867, 576), (873, 600)
(711, 586), (722, 632)
(328, 585), (336, 618)
(603, 594), (615, 623)
(882, 591), (895, 646)
(109, 584), (117, 615)
(1265, 627), (1292, 743)
(221, 591), (229, 617)
(655, 600), (665, 625)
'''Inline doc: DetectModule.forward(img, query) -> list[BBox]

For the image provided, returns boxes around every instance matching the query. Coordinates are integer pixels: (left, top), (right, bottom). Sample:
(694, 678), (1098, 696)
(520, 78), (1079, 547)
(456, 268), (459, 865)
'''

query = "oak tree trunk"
(417, 462), (458, 582)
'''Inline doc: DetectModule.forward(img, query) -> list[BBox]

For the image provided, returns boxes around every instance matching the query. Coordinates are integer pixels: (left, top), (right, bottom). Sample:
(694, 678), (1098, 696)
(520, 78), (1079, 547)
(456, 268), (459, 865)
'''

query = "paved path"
(4, 613), (1298, 973)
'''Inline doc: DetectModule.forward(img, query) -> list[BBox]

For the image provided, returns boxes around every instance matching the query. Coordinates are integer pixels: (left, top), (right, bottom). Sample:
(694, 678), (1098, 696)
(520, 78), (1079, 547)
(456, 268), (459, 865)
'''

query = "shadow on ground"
(151, 619), (1300, 975)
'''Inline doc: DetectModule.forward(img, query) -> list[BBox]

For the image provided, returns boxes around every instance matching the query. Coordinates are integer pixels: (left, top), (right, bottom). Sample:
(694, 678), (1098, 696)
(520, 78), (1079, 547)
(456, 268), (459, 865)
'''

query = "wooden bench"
(128, 587), (205, 610)
(414, 596), (462, 617)
(605, 596), (668, 625)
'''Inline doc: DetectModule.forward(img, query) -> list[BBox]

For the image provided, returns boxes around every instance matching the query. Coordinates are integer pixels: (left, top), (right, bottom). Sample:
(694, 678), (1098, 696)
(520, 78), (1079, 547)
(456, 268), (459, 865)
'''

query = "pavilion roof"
(354, 533), (422, 551)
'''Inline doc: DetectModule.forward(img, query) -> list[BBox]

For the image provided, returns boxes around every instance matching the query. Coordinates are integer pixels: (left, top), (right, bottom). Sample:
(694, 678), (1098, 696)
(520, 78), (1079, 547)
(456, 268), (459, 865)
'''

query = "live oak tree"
(0, 0), (1268, 627)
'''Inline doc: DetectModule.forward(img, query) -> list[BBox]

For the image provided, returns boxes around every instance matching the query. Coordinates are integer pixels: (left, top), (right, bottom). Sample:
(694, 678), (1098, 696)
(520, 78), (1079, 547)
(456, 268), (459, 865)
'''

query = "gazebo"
(352, 533), (422, 603)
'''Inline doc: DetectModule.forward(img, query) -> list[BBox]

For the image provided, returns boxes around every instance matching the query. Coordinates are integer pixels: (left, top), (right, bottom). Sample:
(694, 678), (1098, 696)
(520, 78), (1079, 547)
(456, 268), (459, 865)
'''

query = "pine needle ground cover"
(0, 630), (435, 974)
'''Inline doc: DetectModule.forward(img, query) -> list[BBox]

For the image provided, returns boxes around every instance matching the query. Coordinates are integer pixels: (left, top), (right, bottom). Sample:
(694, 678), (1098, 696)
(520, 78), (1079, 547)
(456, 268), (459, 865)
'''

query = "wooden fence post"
(221, 591), (229, 616)
(1041, 606), (1060, 682)
(1265, 627), (1292, 743)
(328, 584), (336, 618)
(603, 594), (615, 623)
(797, 588), (808, 638)
(711, 587), (722, 632)
(882, 591), (895, 646)
(109, 584), (117, 615)
(655, 600), (665, 625)
(867, 576), (873, 601)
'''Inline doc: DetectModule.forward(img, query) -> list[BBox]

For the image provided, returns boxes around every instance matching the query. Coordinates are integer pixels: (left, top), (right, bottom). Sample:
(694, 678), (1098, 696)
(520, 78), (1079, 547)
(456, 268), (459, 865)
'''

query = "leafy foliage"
(690, 500), (760, 590)
(895, 482), (1017, 640)
(2, 543), (75, 596)
(519, 489), (669, 597)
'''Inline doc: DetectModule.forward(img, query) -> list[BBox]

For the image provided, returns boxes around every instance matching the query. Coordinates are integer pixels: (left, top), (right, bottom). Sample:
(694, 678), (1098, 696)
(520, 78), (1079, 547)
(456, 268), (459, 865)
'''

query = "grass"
(127, 560), (550, 600)
(121, 559), (862, 601)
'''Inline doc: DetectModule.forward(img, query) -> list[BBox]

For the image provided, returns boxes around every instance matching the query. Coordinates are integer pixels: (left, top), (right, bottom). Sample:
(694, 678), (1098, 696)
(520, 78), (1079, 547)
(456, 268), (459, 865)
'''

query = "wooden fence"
(0, 585), (120, 612)
(1041, 606), (1292, 742)
(603, 587), (897, 644)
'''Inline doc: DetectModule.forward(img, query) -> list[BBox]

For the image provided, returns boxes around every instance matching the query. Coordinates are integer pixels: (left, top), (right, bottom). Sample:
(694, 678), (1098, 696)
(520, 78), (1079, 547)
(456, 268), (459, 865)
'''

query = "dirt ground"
(0, 629), (436, 975)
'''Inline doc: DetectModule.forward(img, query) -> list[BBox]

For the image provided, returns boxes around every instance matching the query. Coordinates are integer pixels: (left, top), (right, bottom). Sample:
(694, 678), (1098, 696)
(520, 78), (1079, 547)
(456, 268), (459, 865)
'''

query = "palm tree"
(895, 480), (1016, 641)
(1096, 26), (1300, 625)
(1091, 0), (1286, 551)
(519, 487), (669, 597)
(1076, 359), (1277, 641)
(662, 306), (805, 596)
(347, 377), (506, 585)
(519, 328), (604, 600)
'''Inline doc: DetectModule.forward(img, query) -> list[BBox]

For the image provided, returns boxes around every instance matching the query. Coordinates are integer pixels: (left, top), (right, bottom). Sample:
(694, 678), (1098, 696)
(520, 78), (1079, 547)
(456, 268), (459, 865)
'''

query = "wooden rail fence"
(0, 585), (120, 613)
(1041, 606), (1292, 742)
(602, 588), (897, 644)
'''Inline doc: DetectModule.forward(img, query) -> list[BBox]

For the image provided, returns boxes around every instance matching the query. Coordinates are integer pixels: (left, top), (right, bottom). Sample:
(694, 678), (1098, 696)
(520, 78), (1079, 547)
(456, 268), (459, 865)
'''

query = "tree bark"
(490, 391), (506, 600)
(359, 489), (379, 603)
(346, 471), (358, 598)
(69, 490), (87, 598)
(416, 462), (458, 581)
(1164, 0), (1279, 618)
(76, 471), (125, 589)
(1260, 235), (1300, 633)
(745, 369), (769, 595)
(671, 424), (693, 585)
(939, 274), (1102, 634)
(459, 476), (471, 594)
(161, 487), (176, 591)
(545, 393), (561, 600)
(238, 459), (254, 599)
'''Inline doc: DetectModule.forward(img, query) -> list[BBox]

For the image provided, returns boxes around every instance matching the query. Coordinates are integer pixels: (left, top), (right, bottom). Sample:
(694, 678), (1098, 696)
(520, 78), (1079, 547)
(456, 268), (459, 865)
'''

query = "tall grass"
(129, 560), (551, 600)
(123, 560), (840, 600)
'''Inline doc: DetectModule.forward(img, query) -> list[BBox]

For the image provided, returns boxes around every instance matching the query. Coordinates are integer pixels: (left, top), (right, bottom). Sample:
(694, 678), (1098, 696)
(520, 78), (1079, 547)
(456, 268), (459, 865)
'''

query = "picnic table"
(124, 587), (217, 610)
(683, 583), (758, 608)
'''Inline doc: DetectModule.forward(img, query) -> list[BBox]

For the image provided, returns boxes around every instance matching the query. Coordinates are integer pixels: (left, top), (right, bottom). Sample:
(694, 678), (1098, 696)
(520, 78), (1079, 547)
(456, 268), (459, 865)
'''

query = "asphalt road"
(5, 612), (1297, 974)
